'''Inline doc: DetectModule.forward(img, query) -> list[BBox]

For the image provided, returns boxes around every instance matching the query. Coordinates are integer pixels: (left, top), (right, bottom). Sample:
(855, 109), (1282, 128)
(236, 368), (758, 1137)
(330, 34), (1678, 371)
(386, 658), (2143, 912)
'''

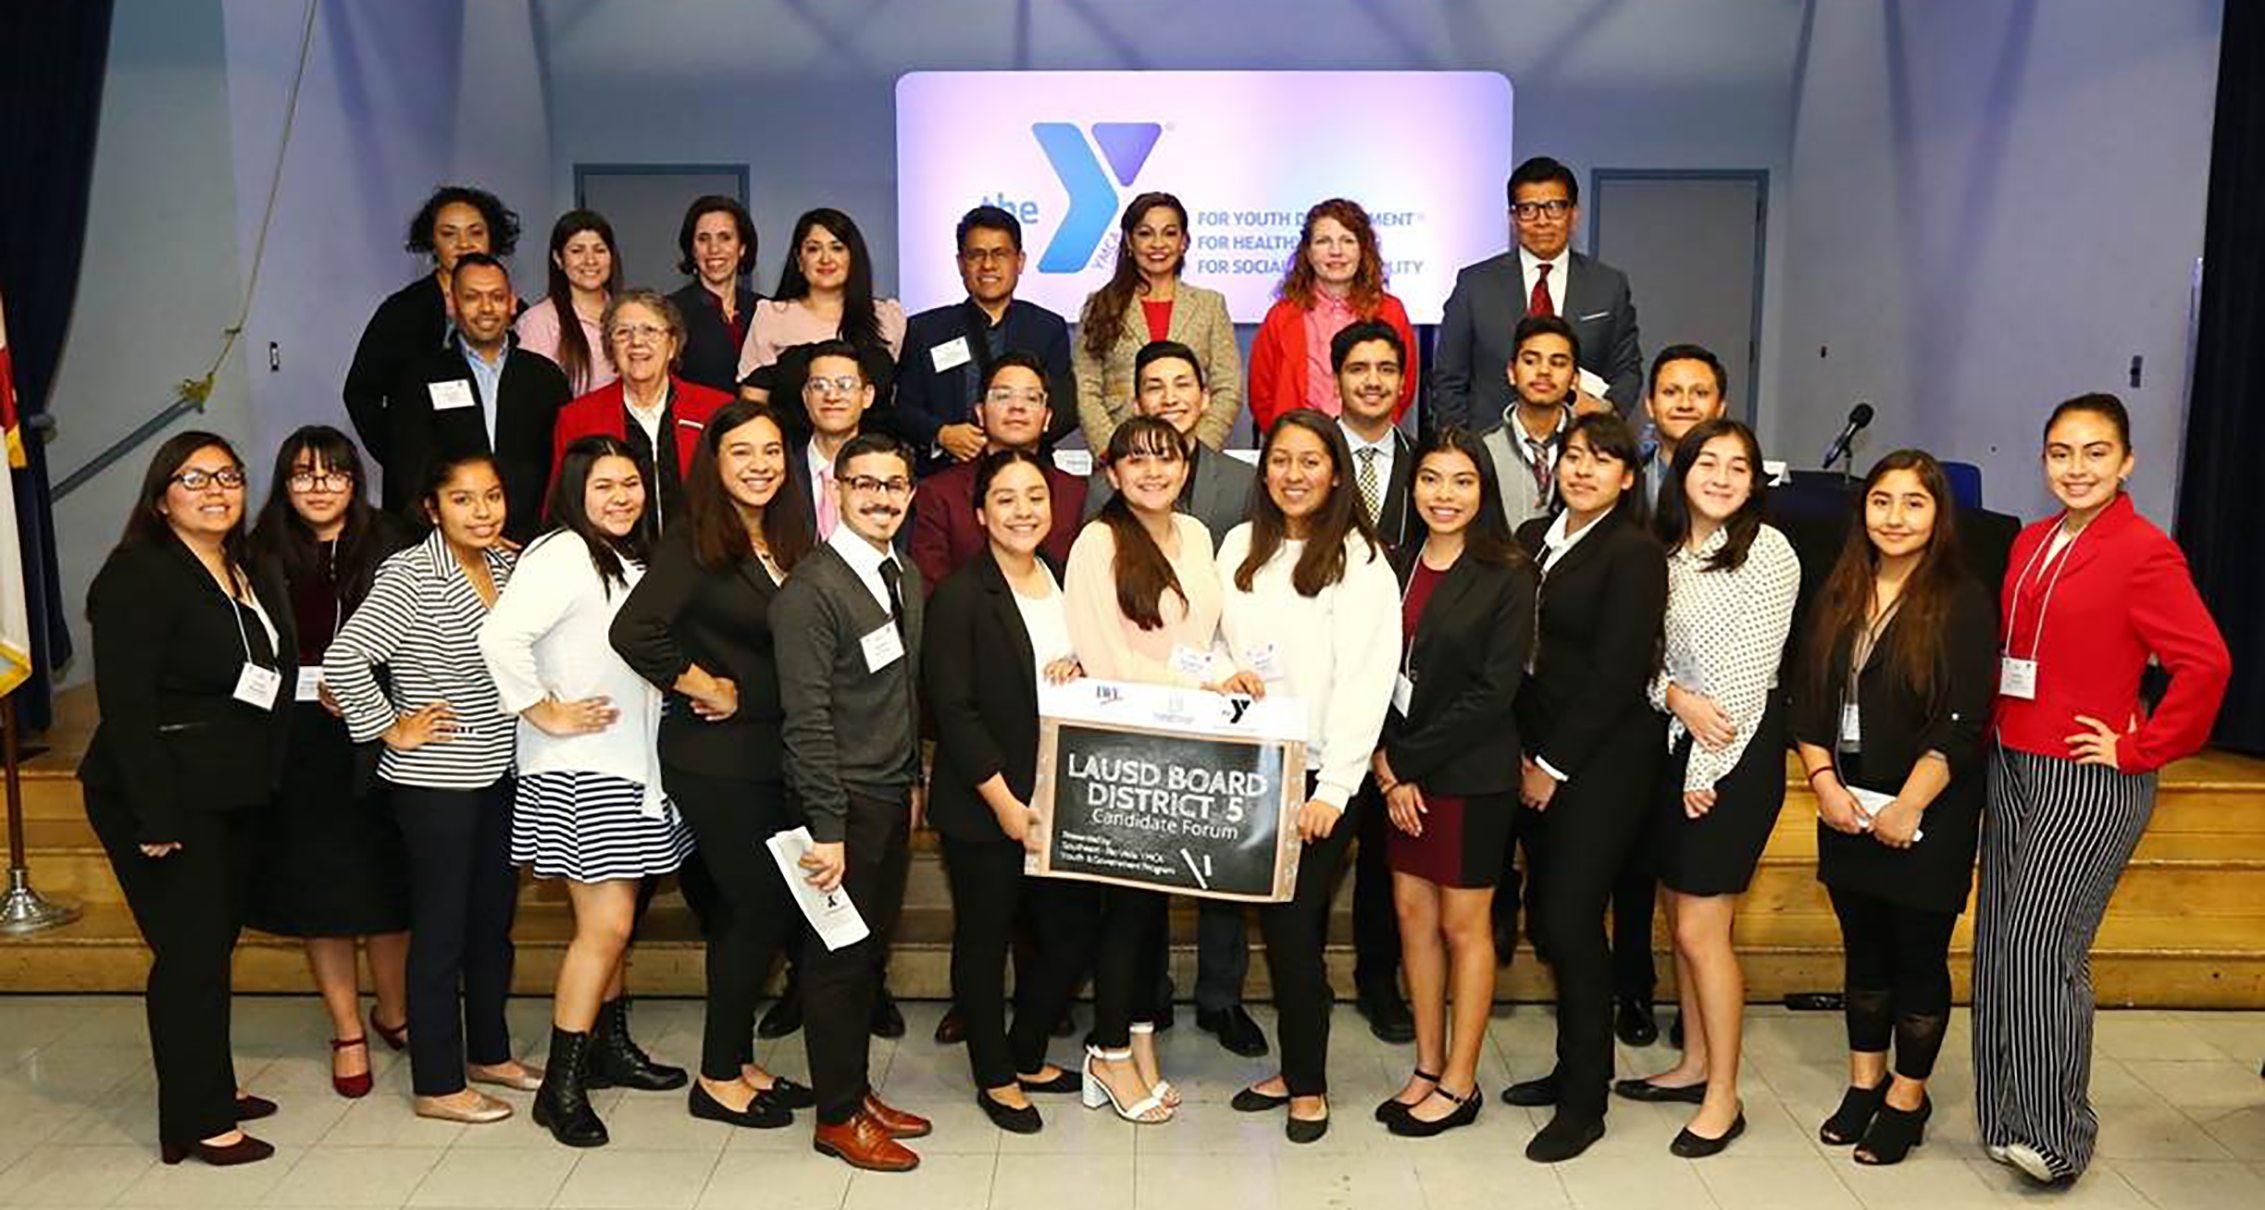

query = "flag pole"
(0, 693), (78, 934)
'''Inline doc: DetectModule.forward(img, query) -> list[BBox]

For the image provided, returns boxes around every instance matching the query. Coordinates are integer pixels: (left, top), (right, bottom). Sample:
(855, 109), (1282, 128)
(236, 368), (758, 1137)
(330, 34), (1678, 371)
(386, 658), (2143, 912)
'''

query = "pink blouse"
(514, 298), (614, 395)
(1300, 291), (1359, 416)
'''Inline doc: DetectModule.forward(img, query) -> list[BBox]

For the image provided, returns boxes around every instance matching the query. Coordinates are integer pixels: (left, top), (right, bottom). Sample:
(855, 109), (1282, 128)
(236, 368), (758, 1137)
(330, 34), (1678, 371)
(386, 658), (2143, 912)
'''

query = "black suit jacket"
(667, 281), (764, 394)
(1382, 546), (1537, 796)
(1512, 509), (1667, 780)
(893, 298), (1077, 473)
(343, 275), (447, 468)
(390, 340), (571, 541)
(922, 547), (1066, 844)
(78, 537), (298, 844)
(1432, 249), (1642, 433)
(1363, 429), (1419, 550)
(609, 526), (789, 782)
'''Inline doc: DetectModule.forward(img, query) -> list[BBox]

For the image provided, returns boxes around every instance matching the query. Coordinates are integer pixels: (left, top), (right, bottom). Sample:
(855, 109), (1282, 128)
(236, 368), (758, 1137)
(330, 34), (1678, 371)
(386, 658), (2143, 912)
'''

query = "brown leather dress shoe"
(813, 1111), (920, 1172)
(861, 1092), (933, 1139)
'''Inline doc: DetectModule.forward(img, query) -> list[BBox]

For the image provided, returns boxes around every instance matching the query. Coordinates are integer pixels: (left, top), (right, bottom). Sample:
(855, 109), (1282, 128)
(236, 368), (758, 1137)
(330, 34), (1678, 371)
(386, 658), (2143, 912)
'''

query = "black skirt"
(1653, 694), (1787, 896)
(1815, 751), (1984, 915)
(245, 704), (410, 937)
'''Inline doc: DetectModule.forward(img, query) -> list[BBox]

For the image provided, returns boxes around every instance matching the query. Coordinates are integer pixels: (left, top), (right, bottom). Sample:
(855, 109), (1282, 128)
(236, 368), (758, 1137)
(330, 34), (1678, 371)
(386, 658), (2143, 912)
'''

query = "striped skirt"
(1971, 745), (2156, 1180)
(510, 770), (694, 883)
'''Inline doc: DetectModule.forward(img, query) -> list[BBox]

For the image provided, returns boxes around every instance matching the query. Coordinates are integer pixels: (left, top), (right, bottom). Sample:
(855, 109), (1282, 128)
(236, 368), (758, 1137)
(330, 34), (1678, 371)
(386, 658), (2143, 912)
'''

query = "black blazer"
(390, 340), (571, 541)
(1512, 509), (1668, 779)
(893, 298), (1077, 473)
(1791, 576), (1997, 913)
(609, 526), (788, 782)
(667, 281), (764, 395)
(921, 547), (1065, 844)
(343, 275), (447, 471)
(1382, 545), (1537, 796)
(78, 537), (298, 844)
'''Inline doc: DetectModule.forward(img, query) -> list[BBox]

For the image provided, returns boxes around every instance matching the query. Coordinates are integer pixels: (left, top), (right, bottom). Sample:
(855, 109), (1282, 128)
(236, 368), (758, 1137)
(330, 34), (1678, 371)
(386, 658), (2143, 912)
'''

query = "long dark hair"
(1562, 410), (1649, 530)
(541, 435), (647, 598)
(773, 208), (882, 351)
(1236, 410), (1380, 597)
(1411, 427), (1529, 572)
(250, 425), (389, 609)
(539, 209), (621, 393)
(1653, 417), (1769, 572)
(120, 430), (252, 577)
(1095, 415), (1190, 630)
(1081, 191), (1188, 360)
(686, 399), (814, 575)
(1801, 449), (1968, 712)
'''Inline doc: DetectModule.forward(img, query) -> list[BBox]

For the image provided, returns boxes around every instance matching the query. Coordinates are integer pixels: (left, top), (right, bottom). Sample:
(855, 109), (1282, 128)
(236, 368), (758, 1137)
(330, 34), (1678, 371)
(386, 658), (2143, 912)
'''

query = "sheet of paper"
(765, 826), (871, 951)
(1577, 367), (1609, 399)
(1847, 786), (1924, 843)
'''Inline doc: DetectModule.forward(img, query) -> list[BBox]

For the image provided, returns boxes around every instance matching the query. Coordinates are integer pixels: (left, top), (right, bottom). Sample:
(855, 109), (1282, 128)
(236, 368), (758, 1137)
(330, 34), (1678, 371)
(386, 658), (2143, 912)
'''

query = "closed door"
(1589, 172), (1766, 422)
(574, 166), (750, 296)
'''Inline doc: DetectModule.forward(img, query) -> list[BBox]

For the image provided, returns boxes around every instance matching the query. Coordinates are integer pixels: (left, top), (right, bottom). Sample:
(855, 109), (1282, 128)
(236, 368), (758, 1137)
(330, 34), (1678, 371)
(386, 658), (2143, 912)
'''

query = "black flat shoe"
(757, 985), (803, 1039)
(232, 1094), (278, 1122)
(689, 1079), (792, 1129)
(1614, 999), (1660, 1047)
(1285, 1112), (1330, 1144)
(1356, 991), (1417, 1044)
(161, 1133), (274, 1166)
(977, 1090), (1043, 1135)
(1500, 1074), (1559, 1107)
(1819, 1081), (1888, 1145)
(1854, 1095), (1930, 1165)
(1196, 1005), (1270, 1058)
(1231, 1086), (1290, 1112)
(1669, 1112), (1746, 1158)
(1388, 1085), (1481, 1137)
(1017, 1067), (1080, 1095)
(1525, 1112), (1605, 1162)
(1376, 1069), (1440, 1123)
(753, 1075), (816, 1110)
(869, 989), (907, 1039)
(1613, 1076), (1707, 1105)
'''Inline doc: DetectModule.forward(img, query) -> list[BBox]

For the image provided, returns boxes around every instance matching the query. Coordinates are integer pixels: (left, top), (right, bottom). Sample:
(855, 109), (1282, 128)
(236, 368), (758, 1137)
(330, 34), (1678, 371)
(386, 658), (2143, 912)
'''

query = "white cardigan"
(477, 530), (665, 815)
(1215, 524), (1401, 808)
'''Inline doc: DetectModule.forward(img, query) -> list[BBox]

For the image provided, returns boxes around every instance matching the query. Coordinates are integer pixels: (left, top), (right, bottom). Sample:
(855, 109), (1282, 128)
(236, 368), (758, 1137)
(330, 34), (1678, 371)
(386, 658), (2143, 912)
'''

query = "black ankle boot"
(1854, 1094), (1930, 1165)
(533, 1027), (608, 1147)
(587, 997), (689, 1091)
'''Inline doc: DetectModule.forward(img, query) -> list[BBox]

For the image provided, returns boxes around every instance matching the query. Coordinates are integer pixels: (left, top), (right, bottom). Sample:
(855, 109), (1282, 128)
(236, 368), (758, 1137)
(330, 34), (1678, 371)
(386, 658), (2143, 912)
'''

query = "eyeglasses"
(171, 468), (246, 492)
(960, 247), (1018, 264)
(984, 387), (1046, 407)
(288, 471), (353, 492)
(803, 376), (866, 398)
(609, 323), (669, 344)
(843, 474), (913, 497)
(1512, 200), (1575, 221)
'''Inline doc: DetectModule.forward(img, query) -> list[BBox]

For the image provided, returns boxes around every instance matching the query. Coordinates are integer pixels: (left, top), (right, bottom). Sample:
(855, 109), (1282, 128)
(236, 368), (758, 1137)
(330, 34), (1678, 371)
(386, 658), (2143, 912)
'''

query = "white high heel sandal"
(1127, 1021), (1180, 1108)
(1083, 1044), (1172, 1123)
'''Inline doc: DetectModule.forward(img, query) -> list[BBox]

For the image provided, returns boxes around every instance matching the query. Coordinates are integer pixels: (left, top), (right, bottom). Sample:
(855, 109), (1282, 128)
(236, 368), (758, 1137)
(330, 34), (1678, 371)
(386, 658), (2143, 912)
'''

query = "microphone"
(1821, 401), (1875, 469)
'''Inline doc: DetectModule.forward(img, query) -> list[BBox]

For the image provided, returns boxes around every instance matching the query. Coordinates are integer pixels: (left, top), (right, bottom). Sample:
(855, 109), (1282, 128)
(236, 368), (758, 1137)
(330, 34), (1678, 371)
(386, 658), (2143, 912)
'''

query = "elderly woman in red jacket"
(1972, 393), (2230, 1188)
(552, 288), (730, 540)
(1247, 198), (1418, 436)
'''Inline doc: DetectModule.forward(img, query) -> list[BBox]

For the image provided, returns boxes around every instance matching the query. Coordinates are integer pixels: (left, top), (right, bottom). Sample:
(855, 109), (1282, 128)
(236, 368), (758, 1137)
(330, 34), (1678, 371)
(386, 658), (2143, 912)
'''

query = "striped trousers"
(1972, 746), (2155, 1178)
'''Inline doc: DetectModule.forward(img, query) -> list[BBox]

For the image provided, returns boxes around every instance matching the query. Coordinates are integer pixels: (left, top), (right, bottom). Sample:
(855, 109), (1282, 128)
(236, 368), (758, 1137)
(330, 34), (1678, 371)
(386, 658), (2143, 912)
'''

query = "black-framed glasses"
(803, 375), (865, 398)
(1512, 200), (1575, 220)
(843, 474), (913, 497)
(288, 471), (352, 492)
(171, 468), (246, 492)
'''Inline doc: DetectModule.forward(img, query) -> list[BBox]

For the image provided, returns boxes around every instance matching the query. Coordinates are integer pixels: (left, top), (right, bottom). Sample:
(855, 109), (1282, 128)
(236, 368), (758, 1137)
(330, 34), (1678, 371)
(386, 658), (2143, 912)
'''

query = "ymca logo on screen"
(1029, 121), (1164, 273)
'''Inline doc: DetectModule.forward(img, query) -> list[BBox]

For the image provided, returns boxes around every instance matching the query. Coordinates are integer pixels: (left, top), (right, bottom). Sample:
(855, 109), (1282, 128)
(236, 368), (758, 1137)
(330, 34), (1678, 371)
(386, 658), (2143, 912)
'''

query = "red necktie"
(1528, 262), (1555, 318)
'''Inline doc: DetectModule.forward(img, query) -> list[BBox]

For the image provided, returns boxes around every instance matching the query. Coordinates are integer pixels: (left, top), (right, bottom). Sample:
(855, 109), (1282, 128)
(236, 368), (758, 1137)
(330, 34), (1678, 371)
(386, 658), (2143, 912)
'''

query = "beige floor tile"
(550, 1148), (720, 1209)
(404, 1146), (575, 1208)
(263, 1144), (446, 1207)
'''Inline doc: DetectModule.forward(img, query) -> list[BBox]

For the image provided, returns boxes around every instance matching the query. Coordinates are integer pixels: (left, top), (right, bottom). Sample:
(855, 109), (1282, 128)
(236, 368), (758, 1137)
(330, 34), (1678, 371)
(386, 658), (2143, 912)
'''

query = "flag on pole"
(1, 290), (33, 697)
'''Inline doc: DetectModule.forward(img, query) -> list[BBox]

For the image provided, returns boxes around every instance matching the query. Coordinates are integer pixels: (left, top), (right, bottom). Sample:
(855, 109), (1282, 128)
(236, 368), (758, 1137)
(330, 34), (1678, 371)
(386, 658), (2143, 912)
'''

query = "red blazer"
(1994, 493), (2230, 772)
(910, 458), (1087, 593)
(549, 375), (729, 492)
(1247, 291), (1418, 435)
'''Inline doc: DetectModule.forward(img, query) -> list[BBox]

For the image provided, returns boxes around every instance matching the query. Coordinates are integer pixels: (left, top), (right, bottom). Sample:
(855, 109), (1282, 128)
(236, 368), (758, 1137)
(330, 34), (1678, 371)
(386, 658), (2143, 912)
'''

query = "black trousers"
(666, 765), (797, 1081)
(392, 781), (518, 1097)
(1257, 797), (1360, 1098)
(1829, 885), (1956, 1080)
(1193, 899), (1250, 1012)
(802, 791), (911, 1124)
(86, 795), (257, 1147)
(1350, 780), (1404, 999)
(1092, 887), (1167, 1048)
(1492, 813), (1657, 1002)
(943, 836), (1100, 1088)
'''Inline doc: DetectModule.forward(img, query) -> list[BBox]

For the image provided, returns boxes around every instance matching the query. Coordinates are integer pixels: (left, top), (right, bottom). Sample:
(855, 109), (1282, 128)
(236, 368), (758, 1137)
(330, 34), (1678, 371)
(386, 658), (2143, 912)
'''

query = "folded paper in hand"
(1848, 786), (1924, 843)
(766, 826), (871, 951)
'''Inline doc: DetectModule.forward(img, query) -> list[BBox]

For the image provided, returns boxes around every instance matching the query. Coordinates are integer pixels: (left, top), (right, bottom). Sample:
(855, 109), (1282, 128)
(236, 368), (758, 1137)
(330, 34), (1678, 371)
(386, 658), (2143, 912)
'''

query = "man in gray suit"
(1432, 156), (1642, 434)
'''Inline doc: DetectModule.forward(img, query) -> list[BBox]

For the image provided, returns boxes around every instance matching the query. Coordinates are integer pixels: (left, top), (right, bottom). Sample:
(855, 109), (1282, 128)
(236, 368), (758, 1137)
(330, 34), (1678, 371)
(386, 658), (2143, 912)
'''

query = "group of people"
(76, 155), (2230, 1188)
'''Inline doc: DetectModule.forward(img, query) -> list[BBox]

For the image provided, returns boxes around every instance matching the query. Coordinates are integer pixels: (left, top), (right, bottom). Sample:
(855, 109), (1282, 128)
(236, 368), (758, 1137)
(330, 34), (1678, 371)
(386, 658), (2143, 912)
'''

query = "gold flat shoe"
(415, 1091), (514, 1123)
(467, 1064), (543, 1092)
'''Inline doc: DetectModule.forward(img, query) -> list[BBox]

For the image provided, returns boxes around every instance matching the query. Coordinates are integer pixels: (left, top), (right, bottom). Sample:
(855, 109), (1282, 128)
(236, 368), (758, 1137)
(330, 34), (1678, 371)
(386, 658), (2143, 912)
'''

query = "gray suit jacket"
(1082, 443), (1256, 547)
(1431, 249), (1641, 434)
(770, 542), (926, 841)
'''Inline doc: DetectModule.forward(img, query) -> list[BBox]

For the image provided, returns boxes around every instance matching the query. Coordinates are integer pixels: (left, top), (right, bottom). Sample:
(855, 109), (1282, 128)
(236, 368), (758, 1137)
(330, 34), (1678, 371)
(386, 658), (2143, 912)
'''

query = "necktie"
(1528, 262), (1555, 318)
(816, 466), (839, 539)
(1525, 436), (1554, 509)
(1356, 446), (1382, 525)
(878, 557), (906, 638)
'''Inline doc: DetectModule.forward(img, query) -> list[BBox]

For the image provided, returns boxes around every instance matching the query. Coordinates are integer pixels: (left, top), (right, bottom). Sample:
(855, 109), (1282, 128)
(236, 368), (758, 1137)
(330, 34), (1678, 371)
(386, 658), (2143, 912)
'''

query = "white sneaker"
(1985, 1143), (2012, 1164)
(2002, 1142), (2059, 1184)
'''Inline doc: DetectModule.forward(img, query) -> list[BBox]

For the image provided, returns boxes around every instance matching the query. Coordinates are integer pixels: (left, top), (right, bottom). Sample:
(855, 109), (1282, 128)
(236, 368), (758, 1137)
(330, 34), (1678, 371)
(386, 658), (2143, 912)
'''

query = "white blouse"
(1009, 565), (1075, 691)
(1649, 522), (1801, 793)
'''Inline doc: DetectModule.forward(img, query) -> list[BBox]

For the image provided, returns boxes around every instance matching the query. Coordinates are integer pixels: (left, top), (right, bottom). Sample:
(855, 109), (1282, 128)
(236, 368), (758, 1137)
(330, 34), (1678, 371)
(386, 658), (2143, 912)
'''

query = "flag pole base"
(0, 868), (80, 935)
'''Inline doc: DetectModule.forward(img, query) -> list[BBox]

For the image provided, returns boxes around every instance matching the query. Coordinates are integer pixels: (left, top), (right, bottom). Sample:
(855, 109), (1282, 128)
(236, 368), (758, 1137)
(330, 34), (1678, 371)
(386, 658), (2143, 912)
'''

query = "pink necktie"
(816, 467), (839, 539)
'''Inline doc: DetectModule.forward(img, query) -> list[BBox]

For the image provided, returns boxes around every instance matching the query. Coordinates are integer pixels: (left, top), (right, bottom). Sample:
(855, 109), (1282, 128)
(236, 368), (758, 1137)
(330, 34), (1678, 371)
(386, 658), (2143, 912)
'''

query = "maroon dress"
(1384, 562), (1515, 888)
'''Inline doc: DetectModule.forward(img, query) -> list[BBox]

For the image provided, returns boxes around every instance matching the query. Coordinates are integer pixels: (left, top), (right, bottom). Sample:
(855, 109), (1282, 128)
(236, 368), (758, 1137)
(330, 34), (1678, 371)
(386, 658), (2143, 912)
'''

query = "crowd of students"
(75, 158), (2230, 1186)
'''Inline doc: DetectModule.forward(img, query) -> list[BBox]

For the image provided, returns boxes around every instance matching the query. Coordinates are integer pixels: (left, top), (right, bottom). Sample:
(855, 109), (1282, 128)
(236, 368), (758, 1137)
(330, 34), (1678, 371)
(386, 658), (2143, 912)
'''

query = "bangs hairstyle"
(542, 435), (648, 597)
(775, 208), (882, 351)
(1095, 415), (1192, 630)
(120, 429), (251, 573)
(1278, 198), (1387, 314)
(676, 195), (758, 277)
(405, 184), (520, 258)
(686, 399), (813, 575)
(1801, 449), (1968, 713)
(540, 209), (623, 393)
(1563, 410), (1649, 529)
(2044, 391), (2133, 450)
(1081, 192), (1189, 360)
(1237, 410), (1381, 598)
(1653, 417), (1769, 572)
(1412, 427), (1531, 573)
(251, 425), (388, 609)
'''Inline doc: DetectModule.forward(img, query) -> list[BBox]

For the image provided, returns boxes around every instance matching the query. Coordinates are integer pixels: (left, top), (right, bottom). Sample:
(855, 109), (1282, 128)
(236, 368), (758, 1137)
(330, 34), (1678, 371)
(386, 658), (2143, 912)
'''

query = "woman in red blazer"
(551, 288), (730, 538)
(1248, 199), (1418, 435)
(1972, 394), (2229, 1187)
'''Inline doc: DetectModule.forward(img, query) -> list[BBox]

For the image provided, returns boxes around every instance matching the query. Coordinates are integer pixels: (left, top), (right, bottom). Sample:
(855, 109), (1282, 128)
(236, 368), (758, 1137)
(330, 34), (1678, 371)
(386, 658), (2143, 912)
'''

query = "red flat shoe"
(232, 1093), (278, 1121)
(369, 1008), (408, 1052)
(332, 1036), (373, 1099)
(161, 1133), (274, 1166)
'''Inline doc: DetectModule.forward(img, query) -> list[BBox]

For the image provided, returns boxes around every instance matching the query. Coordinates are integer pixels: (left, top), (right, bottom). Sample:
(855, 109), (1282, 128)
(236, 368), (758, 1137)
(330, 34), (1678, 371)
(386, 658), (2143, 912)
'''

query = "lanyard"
(2002, 520), (2083, 661)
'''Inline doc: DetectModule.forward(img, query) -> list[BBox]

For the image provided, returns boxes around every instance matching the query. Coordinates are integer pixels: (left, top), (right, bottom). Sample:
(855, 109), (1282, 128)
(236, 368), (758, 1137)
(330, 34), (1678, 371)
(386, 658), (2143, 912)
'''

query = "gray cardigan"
(770, 542), (927, 841)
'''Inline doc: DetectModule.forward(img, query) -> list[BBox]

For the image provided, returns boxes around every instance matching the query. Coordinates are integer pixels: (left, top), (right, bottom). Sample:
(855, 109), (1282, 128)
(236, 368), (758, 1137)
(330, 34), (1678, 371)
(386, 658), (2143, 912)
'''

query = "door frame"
(572, 163), (752, 209)
(1586, 168), (1769, 424)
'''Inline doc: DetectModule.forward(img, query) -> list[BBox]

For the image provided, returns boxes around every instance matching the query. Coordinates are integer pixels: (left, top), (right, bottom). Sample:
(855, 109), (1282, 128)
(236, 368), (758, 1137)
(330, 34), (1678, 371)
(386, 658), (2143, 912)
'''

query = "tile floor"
(0, 995), (2257, 1208)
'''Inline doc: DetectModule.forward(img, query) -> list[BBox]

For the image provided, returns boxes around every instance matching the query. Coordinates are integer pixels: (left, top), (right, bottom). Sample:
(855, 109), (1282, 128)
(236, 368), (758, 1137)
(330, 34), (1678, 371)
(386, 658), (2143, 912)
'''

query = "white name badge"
(234, 663), (282, 711)
(861, 624), (905, 673)
(1392, 672), (1415, 716)
(2000, 656), (2038, 701)
(427, 379), (477, 411)
(295, 667), (324, 703)
(1169, 644), (1213, 681)
(1840, 702), (1861, 745)
(929, 336), (972, 373)
(1248, 641), (1283, 682)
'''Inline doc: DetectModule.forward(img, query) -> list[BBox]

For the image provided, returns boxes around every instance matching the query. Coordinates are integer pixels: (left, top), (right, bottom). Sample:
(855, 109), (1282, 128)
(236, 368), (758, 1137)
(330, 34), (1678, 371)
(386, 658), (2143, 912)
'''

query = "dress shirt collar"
(1339, 420), (1396, 459)
(1540, 502), (1614, 575)
(827, 521), (900, 615)
(1518, 244), (1572, 306)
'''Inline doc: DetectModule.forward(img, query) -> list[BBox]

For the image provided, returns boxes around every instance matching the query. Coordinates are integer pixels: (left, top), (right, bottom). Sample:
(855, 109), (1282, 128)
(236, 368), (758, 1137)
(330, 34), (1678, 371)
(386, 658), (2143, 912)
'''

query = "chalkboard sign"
(1029, 679), (1308, 903)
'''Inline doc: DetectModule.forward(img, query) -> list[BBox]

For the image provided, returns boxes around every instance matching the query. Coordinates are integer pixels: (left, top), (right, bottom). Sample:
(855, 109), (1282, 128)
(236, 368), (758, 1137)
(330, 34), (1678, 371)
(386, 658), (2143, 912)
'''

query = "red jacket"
(910, 458), (1087, 593)
(1993, 493), (2230, 772)
(1247, 292), (1418, 436)
(549, 375), (729, 493)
